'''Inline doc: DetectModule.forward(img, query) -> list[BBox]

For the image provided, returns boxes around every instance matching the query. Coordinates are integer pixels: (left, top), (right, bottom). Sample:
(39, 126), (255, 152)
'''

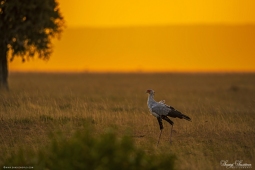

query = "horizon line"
(9, 70), (255, 74)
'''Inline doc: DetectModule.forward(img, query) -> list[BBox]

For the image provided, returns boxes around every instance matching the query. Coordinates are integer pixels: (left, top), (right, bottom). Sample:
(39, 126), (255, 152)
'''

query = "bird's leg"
(162, 116), (174, 143)
(157, 129), (162, 147)
(156, 116), (163, 147)
(169, 124), (173, 143)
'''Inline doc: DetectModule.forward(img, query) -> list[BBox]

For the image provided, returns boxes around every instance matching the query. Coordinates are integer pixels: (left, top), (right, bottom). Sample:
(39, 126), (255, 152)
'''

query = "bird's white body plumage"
(147, 90), (172, 118)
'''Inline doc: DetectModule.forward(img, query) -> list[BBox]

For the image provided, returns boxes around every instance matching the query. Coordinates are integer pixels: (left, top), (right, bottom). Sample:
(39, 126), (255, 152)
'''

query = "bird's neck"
(147, 94), (155, 105)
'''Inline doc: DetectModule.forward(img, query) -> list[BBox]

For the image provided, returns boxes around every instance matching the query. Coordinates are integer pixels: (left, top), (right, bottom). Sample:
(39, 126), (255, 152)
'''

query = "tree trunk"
(0, 41), (9, 90)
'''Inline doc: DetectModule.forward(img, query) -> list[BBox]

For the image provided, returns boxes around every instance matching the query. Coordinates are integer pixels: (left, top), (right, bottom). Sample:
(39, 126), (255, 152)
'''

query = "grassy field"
(1, 72), (255, 169)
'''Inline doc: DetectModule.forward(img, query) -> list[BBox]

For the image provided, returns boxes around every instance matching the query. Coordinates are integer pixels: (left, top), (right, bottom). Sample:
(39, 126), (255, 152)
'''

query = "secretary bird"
(146, 89), (191, 146)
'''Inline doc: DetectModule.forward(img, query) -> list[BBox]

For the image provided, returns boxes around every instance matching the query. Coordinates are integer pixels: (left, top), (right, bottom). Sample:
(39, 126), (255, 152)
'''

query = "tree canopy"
(0, 0), (64, 89)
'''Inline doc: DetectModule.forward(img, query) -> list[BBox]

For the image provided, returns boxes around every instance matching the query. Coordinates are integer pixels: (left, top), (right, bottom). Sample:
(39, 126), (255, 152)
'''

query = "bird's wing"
(151, 102), (171, 116)
(163, 104), (190, 120)
(163, 103), (175, 110)
(153, 101), (192, 121)
(158, 100), (178, 111)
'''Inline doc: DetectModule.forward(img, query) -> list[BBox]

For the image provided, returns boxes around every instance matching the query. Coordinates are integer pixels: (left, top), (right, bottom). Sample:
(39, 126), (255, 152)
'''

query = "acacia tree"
(0, 0), (64, 90)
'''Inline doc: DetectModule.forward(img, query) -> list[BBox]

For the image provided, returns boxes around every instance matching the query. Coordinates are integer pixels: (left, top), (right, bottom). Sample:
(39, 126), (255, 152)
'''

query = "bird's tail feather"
(182, 114), (191, 121)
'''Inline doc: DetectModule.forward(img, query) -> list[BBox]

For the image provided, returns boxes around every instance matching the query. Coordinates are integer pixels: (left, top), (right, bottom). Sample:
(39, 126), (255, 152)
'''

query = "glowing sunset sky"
(9, 0), (255, 72)
(60, 0), (255, 27)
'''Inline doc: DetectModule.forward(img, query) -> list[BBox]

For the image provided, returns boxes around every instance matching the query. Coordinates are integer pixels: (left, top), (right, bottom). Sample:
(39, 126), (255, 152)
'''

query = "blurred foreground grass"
(3, 124), (175, 170)
(0, 72), (255, 169)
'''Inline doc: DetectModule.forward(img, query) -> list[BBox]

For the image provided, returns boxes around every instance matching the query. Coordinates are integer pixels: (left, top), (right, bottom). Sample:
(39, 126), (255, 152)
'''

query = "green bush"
(3, 126), (175, 170)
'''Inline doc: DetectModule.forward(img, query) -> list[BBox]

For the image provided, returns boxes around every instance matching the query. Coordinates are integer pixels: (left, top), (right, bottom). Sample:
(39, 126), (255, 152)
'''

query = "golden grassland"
(1, 72), (255, 169)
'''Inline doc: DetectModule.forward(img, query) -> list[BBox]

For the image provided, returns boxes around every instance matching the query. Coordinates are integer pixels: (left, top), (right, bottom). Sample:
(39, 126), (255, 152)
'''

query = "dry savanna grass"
(1, 72), (255, 169)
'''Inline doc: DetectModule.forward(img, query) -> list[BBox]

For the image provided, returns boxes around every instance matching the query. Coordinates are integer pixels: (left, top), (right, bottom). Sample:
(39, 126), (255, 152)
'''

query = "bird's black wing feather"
(165, 105), (192, 121)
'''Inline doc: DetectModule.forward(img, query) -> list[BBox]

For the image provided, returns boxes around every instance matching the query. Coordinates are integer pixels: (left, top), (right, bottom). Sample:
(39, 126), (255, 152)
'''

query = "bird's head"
(146, 89), (155, 95)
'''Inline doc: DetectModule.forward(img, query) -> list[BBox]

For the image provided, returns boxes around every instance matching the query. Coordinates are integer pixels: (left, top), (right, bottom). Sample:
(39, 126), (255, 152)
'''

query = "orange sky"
(59, 0), (255, 27)
(9, 0), (255, 72)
